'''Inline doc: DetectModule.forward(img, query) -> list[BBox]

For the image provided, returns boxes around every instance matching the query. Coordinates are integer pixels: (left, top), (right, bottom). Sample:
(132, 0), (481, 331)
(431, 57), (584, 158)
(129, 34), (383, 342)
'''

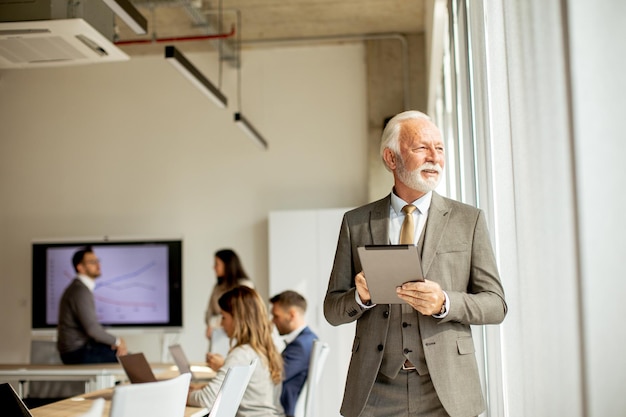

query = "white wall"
(269, 208), (354, 417)
(0, 43), (369, 364)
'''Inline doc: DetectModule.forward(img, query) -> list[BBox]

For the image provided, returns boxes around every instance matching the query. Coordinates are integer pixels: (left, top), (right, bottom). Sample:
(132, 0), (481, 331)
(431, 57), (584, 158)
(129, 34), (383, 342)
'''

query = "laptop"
(118, 352), (158, 383)
(0, 383), (33, 417)
(168, 343), (214, 381)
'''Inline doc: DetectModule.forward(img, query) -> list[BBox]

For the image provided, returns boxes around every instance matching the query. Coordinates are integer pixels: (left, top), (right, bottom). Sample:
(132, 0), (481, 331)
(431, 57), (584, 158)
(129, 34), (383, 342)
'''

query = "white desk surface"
(0, 364), (213, 417)
(0, 363), (215, 396)
(0, 363), (191, 381)
(0, 363), (212, 373)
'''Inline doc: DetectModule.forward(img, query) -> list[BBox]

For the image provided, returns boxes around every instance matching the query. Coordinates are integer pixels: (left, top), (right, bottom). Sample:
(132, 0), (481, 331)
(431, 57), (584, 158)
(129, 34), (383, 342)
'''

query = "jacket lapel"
(421, 192), (450, 275)
(370, 195), (391, 245)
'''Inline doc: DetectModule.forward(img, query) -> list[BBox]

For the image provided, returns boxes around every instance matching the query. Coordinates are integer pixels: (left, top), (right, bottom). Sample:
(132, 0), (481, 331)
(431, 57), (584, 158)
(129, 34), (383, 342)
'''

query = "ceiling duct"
(0, 0), (144, 68)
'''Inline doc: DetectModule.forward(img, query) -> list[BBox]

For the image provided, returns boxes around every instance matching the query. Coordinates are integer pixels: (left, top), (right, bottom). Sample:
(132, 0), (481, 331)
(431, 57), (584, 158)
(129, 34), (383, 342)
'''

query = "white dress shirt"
(357, 190), (449, 317)
(389, 191), (432, 245)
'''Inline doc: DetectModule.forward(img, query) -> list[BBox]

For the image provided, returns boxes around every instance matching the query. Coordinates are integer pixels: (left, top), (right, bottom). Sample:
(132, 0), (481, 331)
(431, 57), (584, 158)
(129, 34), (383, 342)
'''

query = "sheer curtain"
(433, 0), (588, 415)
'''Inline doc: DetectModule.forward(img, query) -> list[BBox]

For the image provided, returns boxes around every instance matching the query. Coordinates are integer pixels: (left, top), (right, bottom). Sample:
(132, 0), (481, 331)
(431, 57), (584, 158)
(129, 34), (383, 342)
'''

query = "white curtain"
(438, 0), (626, 416)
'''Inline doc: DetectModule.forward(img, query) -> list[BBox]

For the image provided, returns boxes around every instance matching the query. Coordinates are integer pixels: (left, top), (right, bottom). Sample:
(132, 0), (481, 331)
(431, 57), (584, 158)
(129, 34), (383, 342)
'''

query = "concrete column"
(365, 34), (428, 201)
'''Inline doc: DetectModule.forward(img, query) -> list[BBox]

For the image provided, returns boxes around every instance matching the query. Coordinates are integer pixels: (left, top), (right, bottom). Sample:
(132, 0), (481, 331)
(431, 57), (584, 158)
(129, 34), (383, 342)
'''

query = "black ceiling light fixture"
(234, 112), (268, 149)
(164, 45), (228, 108)
(101, 0), (148, 35)
(232, 9), (268, 150)
(162, 0), (229, 109)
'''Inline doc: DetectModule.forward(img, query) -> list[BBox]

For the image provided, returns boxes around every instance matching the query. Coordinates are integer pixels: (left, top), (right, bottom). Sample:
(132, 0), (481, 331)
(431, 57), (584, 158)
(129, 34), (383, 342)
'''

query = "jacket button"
(377, 344), (384, 351)
(383, 311), (389, 318)
(404, 348), (412, 354)
(402, 322), (409, 328)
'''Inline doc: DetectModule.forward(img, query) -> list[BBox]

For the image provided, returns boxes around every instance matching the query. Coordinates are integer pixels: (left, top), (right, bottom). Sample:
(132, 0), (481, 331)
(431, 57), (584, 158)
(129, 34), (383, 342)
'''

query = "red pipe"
(114, 24), (235, 45)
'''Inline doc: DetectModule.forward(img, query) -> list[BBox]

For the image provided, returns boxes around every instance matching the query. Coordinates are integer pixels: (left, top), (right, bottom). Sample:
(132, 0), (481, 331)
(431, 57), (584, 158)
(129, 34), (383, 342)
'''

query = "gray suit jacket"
(323, 193), (507, 417)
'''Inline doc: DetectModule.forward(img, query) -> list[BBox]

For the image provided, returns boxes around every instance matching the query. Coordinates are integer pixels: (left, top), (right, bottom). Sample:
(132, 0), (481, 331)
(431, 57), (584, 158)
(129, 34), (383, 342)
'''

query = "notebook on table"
(169, 344), (215, 382)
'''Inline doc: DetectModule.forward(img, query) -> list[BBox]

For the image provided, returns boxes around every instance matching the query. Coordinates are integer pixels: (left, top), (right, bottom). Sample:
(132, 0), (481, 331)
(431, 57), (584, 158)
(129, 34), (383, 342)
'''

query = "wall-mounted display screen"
(32, 239), (183, 329)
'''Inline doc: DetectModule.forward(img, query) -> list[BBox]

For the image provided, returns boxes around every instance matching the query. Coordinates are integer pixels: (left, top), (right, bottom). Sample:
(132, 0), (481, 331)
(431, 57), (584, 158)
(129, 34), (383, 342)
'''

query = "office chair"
(294, 340), (330, 417)
(109, 373), (191, 417)
(77, 397), (105, 417)
(208, 358), (258, 417)
(27, 340), (84, 405)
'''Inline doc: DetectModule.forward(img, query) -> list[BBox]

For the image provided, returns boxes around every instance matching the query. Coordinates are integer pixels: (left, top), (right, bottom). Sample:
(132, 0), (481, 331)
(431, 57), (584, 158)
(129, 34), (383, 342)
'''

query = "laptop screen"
(168, 344), (192, 375)
(0, 383), (32, 417)
(118, 352), (157, 383)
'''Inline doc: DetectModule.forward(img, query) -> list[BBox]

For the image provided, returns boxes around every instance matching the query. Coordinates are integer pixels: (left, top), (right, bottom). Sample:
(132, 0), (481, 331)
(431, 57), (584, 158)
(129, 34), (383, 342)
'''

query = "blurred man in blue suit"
(270, 291), (318, 417)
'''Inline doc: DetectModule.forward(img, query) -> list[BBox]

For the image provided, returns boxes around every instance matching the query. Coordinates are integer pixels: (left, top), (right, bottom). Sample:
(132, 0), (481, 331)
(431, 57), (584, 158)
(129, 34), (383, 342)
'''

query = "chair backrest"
(294, 340), (330, 417)
(208, 358), (258, 417)
(29, 339), (85, 399)
(30, 340), (62, 364)
(109, 373), (191, 417)
(77, 397), (105, 417)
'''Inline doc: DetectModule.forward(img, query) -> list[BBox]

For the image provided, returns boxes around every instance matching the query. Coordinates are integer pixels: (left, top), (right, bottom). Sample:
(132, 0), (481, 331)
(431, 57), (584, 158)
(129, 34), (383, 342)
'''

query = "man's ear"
(383, 148), (397, 169)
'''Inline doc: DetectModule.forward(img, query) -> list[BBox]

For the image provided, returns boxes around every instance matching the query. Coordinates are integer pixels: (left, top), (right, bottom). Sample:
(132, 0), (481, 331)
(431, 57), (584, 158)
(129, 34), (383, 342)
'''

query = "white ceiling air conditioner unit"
(0, 18), (130, 69)
(0, 0), (140, 69)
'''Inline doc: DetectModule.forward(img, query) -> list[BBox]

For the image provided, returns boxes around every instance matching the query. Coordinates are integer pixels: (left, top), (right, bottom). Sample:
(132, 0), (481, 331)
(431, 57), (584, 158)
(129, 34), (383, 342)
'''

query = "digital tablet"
(357, 245), (424, 304)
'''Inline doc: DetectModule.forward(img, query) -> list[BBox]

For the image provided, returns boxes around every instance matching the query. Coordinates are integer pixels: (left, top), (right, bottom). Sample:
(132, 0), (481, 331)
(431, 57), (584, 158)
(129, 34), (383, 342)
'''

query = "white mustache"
(418, 163), (442, 173)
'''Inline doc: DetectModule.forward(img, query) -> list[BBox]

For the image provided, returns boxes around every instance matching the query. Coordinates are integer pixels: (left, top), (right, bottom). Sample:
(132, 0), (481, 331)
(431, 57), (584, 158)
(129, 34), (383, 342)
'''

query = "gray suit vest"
(379, 228), (428, 378)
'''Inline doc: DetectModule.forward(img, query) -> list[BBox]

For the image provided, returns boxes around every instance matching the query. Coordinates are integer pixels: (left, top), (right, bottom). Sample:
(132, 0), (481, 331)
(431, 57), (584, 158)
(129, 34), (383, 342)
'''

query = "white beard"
(396, 159), (442, 194)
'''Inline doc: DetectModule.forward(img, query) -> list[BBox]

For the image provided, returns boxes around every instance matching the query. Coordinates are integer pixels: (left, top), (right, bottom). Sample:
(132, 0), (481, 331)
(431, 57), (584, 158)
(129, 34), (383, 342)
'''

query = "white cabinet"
(269, 208), (355, 417)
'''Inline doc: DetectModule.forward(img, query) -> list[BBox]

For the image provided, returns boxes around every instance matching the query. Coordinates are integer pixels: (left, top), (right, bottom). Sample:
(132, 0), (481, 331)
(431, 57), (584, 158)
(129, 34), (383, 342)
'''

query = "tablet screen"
(357, 245), (424, 304)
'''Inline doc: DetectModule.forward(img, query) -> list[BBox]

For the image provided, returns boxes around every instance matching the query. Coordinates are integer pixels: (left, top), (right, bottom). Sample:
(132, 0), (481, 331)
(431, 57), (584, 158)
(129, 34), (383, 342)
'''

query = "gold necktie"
(399, 204), (417, 244)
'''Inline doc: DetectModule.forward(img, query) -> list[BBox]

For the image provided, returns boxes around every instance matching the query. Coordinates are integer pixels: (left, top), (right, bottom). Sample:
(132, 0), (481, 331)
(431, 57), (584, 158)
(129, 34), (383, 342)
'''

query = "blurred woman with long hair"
(189, 286), (284, 416)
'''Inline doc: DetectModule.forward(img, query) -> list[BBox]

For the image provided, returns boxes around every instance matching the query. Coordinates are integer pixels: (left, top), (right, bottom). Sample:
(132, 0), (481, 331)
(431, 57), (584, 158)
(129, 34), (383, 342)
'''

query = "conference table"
(0, 363), (214, 417)
(0, 363), (129, 397)
(28, 387), (209, 417)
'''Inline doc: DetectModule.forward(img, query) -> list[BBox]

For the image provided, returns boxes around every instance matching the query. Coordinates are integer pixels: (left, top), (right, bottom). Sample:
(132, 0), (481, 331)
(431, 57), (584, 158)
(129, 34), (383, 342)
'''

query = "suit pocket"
(457, 337), (475, 355)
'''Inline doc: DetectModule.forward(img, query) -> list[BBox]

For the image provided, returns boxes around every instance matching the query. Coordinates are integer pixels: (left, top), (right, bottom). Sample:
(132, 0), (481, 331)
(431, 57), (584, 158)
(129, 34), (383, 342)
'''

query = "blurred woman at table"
(205, 248), (254, 356)
(189, 286), (284, 416)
